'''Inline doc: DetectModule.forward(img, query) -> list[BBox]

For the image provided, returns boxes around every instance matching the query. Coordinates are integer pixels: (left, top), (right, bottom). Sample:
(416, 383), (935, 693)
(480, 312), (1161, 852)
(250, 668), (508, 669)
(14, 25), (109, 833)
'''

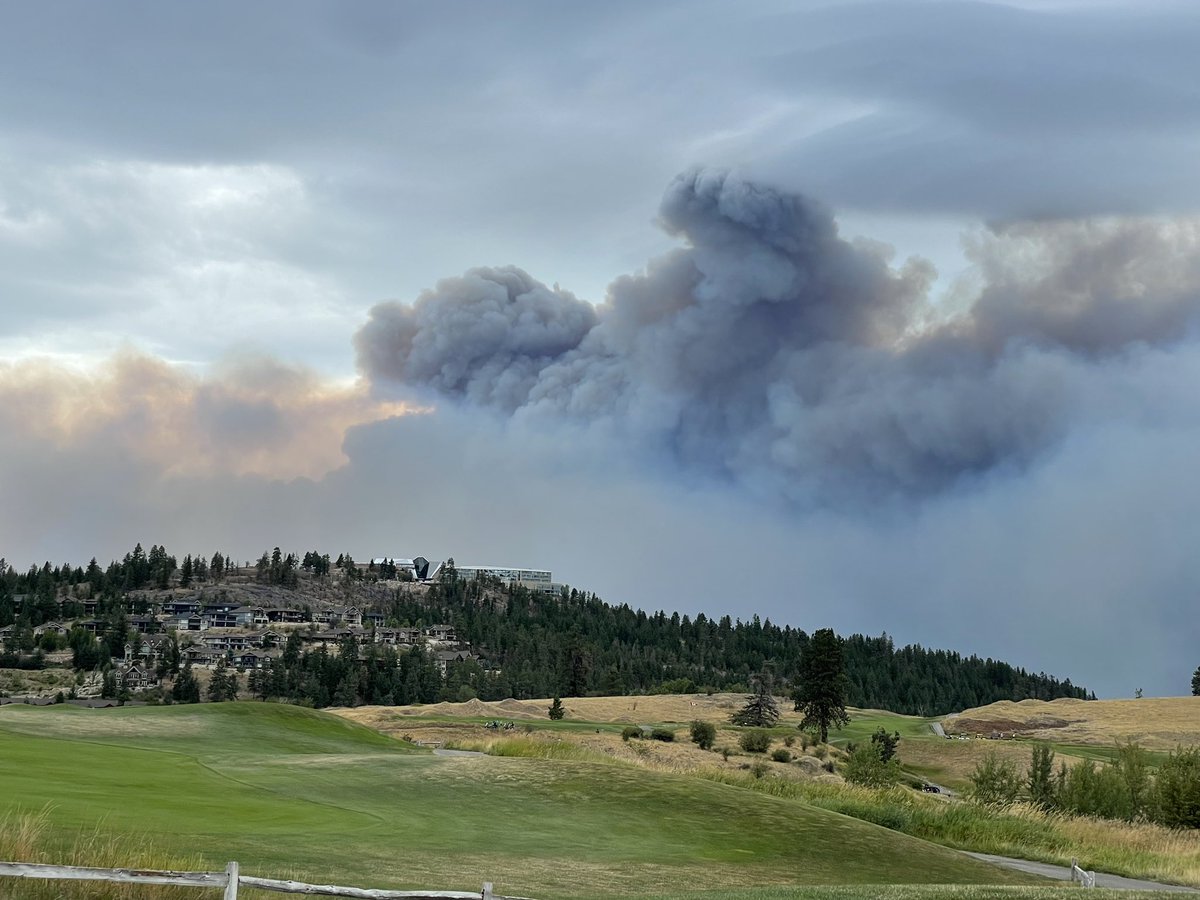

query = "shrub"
(719, 746), (732, 761)
(751, 761), (771, 779)
(871, 727), (901, 762)
(969, 751), (1023, 807)
(739, 729), (772, 753)
(650, 727), (675, 742)
(656, 677), (696, 694)
(783, 735), (795, 748)
(771, 748), (792, 763)
(620, 725), (643, 741)
(689, 720), (717, 750)
(843, 741), (901, 787)
(1154, 746), (1200, 828)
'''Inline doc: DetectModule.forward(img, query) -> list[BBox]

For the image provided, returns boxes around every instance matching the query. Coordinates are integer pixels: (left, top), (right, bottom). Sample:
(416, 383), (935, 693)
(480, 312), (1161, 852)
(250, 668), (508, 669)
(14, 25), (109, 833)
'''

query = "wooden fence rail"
(0, 861), (531, 900)
(1070, 857), (1096, 889)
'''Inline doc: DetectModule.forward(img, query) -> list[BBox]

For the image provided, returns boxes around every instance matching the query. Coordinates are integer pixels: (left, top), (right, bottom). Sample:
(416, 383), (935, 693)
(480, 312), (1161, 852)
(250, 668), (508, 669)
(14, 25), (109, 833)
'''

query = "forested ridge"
(397, 565), (1091, 715)
(0, 548), (1092, 715)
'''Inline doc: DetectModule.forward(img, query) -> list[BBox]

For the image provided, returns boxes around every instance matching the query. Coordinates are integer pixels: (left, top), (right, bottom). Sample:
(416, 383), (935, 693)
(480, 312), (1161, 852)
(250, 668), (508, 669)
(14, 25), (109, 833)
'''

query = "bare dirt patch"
(943, 697), (1200, 750)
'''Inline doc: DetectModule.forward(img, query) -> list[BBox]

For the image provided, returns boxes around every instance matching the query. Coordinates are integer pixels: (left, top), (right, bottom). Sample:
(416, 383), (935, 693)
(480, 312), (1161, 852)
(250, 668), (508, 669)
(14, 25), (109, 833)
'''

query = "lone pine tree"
(731, 667), (781, 727)
(793, 627), (849, 743)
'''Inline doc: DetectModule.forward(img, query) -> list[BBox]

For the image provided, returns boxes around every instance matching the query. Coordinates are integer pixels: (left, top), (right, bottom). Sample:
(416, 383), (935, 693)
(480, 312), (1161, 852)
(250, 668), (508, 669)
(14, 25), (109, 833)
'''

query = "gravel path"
(965, 852), (1199, 892)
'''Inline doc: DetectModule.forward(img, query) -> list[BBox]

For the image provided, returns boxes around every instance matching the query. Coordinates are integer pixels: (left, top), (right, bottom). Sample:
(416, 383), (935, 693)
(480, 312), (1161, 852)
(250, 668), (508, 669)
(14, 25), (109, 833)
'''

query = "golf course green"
(0, 702), (1039, 899)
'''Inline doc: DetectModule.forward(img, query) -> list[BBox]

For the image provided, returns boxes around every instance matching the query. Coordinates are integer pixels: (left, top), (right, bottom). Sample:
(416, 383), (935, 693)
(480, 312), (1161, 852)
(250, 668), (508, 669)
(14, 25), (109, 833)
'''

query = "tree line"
(1, 544), (1094, 715)
(392, 569), (1091, 715)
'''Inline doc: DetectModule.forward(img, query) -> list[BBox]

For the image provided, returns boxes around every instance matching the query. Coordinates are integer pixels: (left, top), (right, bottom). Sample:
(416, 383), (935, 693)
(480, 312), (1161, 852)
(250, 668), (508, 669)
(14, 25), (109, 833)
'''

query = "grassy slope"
(945, 697), (1200, 752)
(0, 703), (1039, 899)
(352, 698), (1200, 888)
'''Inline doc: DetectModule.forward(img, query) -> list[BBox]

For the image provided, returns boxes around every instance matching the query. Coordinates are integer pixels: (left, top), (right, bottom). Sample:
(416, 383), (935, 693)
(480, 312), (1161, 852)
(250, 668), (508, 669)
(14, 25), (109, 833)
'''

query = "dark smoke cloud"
(356, 169), (1200, 501)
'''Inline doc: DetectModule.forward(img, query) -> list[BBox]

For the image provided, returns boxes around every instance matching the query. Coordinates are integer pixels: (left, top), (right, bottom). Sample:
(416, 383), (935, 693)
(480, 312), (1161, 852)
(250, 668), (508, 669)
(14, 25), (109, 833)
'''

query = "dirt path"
(965, 852), (1199, 892)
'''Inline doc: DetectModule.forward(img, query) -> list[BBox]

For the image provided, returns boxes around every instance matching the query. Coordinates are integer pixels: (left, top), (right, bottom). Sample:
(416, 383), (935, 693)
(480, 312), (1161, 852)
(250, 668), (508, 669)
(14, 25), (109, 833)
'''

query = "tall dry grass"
(443, 734), (612, 762)
(0, 809), (209, 900)
(696, 771), (1200, 887)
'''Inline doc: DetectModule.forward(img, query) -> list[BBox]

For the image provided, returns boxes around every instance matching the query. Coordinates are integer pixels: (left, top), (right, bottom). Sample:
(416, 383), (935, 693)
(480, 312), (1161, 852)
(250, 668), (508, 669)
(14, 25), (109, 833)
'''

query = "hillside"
(945, 697), (1200, 751)
(1, 544), (1092, 715)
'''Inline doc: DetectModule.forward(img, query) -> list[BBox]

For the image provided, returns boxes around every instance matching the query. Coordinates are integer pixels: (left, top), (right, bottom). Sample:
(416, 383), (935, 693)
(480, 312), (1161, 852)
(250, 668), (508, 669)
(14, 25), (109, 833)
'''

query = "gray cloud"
(3, 1), (1200, 702)
(4, 1), (1200, 372)
(357, 170), (1200, 501)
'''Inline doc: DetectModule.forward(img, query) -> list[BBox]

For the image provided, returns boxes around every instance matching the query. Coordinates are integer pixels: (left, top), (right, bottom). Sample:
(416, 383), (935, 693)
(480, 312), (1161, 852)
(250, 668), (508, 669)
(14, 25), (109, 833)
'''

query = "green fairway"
(0, 703), (1042, 899)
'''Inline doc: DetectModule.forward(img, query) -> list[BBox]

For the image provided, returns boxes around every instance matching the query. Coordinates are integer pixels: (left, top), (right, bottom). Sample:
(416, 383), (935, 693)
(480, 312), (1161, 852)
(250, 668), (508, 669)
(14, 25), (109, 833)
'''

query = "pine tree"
(1028, 743), (1056, 809)
(1192, 666), (1200, 697)
(731, 668), (781, 727)
(548, 696), (565, 720)
(793, 628), (849, 743)
(207, 657), (238, 702)
(172, 662), (201, 704)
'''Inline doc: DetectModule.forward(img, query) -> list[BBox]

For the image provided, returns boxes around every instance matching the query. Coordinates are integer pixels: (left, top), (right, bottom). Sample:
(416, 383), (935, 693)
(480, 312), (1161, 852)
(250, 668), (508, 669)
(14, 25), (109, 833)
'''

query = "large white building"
(451, 565), (553, 587)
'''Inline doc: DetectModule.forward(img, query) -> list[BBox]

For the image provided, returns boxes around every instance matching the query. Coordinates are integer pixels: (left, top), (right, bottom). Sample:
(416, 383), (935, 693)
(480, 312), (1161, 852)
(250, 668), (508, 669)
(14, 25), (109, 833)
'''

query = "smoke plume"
(356, 169), (1200, 502)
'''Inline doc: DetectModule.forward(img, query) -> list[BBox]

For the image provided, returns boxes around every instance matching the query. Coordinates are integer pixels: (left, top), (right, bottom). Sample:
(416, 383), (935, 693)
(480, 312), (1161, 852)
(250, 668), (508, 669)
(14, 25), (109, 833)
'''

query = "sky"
(2, 0), (1199, 698)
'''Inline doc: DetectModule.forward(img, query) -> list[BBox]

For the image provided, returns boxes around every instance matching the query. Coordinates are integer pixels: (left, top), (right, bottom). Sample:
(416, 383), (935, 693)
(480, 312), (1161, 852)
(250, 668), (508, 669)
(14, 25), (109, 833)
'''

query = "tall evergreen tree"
(172, 662), (201, 704)
(793, 628), (849, 742)
(1028, 743), (1056, 809)
(207, 657), (238, 702)
(1192, 665), (1200, 697)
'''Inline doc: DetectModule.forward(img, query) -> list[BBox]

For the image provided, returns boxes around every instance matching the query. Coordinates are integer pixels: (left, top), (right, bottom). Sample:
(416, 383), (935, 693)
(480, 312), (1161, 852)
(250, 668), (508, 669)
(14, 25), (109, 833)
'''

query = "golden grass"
(944, 697), (1200, 750)
(897, 735), (1042, 790)
(0, 810), (211, 900)
(338, 692), (812, 726)
(1050, 812), (1200, 885)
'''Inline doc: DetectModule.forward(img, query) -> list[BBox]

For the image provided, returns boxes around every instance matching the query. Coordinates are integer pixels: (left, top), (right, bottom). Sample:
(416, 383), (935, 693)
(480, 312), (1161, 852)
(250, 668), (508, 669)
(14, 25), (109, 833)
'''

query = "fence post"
(482, 881), (494, 900)
(224, 861), (239, 900)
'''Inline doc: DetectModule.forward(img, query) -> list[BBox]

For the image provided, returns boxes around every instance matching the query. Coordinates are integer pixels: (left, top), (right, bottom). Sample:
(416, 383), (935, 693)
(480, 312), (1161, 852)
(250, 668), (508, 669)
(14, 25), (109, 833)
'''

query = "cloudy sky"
(2, 0), (1199, 698)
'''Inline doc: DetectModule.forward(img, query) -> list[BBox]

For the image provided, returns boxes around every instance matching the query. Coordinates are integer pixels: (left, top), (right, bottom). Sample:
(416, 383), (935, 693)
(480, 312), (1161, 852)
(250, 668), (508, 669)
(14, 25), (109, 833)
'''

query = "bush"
(650, 727), (675, 742)
(751, 761), (770, 779)
(656, 677), (696, 694)
(968, 751), (1023, 806)
(739, 729), (772, 753)
(871, 728), (901, 763)
(621, 725), (643, 741)
(1153, 746), (1200, 828)
(783, 735), (795, 748)
(843, 742), (901, 787)
(689, 720), (717, 750)
(771, 748), (792, 763)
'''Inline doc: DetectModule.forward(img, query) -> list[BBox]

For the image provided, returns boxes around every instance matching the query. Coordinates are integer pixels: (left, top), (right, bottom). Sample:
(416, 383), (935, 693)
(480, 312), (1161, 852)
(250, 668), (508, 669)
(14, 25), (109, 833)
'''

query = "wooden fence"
(0, 861), (531, 900)
(1070, 857), (1096, 889)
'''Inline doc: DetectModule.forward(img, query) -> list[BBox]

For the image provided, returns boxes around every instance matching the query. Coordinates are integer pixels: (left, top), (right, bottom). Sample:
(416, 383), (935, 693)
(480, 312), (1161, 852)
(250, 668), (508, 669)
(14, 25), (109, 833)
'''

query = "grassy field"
(338, 697), (1200, 889)
(0, 702), (1040, 900)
